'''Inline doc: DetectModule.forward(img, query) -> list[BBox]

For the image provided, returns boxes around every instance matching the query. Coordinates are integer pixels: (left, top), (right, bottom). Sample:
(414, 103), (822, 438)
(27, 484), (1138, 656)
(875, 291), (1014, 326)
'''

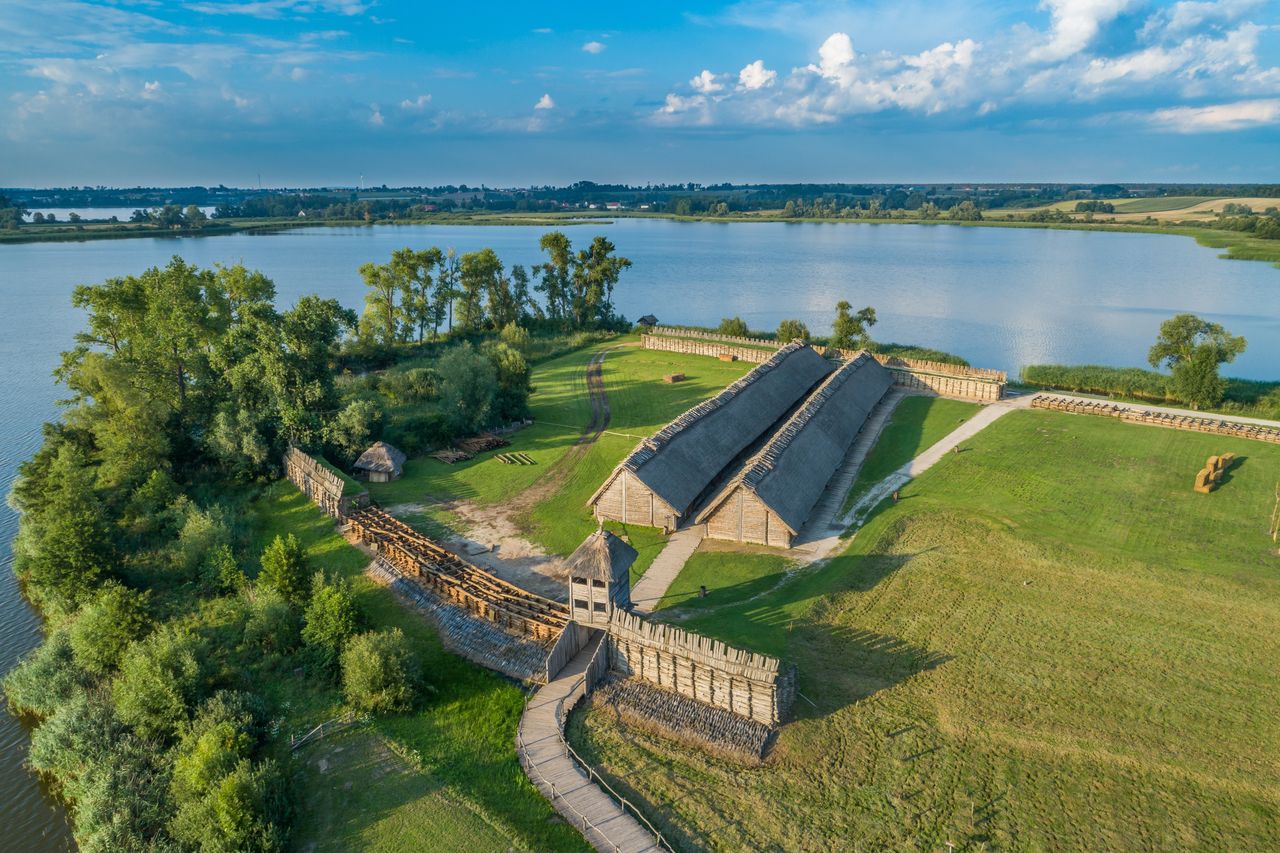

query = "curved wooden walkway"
(517, 633), (663, 852)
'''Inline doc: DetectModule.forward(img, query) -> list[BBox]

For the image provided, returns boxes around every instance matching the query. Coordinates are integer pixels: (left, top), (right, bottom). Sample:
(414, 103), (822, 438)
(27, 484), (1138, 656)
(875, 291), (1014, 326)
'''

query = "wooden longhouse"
(587, 342), (833, 530)
(696, 352), (893, 548)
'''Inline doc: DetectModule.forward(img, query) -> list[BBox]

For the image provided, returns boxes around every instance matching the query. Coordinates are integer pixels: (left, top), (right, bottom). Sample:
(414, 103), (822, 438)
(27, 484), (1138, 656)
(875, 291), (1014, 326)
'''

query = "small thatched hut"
(588, 343), (833, 531)
(352, 441), (406, 483)
(564, 528), (636, 625)
(636, 314), (659, 329)
(696, 353), (893, 548)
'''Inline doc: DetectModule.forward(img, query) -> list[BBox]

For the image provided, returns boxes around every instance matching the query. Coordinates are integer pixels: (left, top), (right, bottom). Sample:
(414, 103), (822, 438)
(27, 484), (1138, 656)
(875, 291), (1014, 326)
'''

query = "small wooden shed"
(353, 441), (407, 483)
(564, 528), (636, 626)
(636, 314), (659, 329)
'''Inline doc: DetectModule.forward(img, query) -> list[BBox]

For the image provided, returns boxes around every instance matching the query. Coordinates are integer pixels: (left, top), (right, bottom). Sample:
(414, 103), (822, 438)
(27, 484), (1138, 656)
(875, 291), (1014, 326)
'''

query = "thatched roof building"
(353, 440), (407, 482)
(566, 528), (636, 624)
(696, 353), (893, 548)
(636, 314), (659, 327)
(588, 343), (833, 530)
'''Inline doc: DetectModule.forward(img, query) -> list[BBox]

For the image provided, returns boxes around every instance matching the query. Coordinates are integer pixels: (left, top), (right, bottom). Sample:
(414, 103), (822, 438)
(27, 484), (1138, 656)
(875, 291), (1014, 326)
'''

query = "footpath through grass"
(248, 482), (585, 852)
(570, 410), (1280, 850)
(841, 395), (981, 513)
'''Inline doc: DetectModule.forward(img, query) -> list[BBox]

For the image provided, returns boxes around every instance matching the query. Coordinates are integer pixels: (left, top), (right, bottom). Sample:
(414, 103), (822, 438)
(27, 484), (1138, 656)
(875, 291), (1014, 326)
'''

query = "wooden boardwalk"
(517, 634), (664, 853)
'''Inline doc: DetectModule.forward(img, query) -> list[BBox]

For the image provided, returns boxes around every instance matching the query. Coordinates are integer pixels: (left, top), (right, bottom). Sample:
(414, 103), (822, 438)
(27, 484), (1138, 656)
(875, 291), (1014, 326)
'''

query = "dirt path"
(508, 345), (622, 516)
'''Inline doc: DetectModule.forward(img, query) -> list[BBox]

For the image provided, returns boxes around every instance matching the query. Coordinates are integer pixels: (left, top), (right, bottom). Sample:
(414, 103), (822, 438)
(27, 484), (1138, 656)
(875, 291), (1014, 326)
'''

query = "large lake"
(1, 218), (1278, 849)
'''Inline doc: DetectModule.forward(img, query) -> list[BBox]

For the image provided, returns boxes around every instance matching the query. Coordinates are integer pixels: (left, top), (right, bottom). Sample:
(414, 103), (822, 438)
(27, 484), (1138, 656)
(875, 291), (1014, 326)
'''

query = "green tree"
(572, 236), (631, 326)
(69, 583), (151, 676)
(391, 246), (443, 342)
(341, 628), (420, 714)
(776, 319), (810, 343)
(358, 261), (404, 345)
(485, 341), (532, 423)
(112, 626), (206, 740)
(433, 248), (460, 335)
(832, 301), (877, 350)
(1148, 313), (1247, 409)
(302, 574), (362, 673)
(457, 248), (502, 331)
(258, 534), (309, 603)
(324, 398), (384, 464)
(534, 232), (573, 323)
(718, 316), (750, 337)
(435, 343), (498, 434)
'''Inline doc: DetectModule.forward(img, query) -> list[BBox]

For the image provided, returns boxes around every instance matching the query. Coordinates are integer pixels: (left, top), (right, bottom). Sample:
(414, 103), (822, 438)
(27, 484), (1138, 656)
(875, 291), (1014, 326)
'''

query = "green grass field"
(842, 396), (981, 512)
(247, 483), (586, 852)
(655, 546), (794, 613)
(368, 342), (752, 580)
(569, 410), (1280, 850)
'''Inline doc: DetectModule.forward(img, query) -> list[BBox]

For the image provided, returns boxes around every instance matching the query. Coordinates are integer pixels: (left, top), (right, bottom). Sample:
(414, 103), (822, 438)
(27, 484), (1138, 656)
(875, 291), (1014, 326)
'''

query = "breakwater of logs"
(346, 507), (569, 643)
(1031, 394), (1280, 444)
(591, 677), (776, 761)
(367, 558), (552, 681)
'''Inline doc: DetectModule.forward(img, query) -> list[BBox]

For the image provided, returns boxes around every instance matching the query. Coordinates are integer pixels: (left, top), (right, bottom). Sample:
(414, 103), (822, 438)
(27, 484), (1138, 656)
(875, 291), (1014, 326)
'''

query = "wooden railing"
(290, 711), (364, 751)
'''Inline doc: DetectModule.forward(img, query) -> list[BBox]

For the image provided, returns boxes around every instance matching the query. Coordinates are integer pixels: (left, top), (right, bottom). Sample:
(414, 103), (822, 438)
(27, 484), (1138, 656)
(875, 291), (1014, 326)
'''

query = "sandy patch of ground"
(384, 499), (569, 602)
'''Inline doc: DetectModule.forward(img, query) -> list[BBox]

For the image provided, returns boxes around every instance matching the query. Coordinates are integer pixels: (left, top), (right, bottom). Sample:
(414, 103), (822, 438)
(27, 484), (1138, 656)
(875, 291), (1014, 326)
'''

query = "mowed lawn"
(842, 395), (981, 512)
(248, 483), (586, 852)
(570, 410), (1280, 850)
(369, 340), (752, 579)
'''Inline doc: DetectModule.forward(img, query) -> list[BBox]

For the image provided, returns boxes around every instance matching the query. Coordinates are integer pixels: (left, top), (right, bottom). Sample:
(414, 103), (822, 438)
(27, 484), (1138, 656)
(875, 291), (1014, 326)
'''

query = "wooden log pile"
(430, 448), (472, 464)
(1031, 394), (1280, 444)
(457, 433), (509, 454)
(496, 452), (536, 465)
(590, 676), (775, 761)
(347, 507), (568, 642)
(368, 558), (552, 682)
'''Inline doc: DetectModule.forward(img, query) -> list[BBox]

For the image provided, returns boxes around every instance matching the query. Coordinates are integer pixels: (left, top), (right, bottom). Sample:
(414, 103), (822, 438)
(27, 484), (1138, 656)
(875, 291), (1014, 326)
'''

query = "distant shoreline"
(3, 210), (1279, 269)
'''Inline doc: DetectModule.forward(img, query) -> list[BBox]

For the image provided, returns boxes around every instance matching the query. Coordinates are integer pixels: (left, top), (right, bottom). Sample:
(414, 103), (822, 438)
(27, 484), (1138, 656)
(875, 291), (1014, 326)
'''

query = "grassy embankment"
(570, 409), (1280, 850)
(246, 482), (587, 852)
(366, 339), (753, 580)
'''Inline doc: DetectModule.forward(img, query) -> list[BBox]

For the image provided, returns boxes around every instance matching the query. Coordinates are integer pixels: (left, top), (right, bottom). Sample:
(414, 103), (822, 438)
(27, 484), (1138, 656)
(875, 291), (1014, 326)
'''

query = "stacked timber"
(1031, 395), (1280, 444)
(368, 558), (552, 682)
(591, 677), (775, 760)
(457, 434), (509, 454)
(346, 507), (569, 642)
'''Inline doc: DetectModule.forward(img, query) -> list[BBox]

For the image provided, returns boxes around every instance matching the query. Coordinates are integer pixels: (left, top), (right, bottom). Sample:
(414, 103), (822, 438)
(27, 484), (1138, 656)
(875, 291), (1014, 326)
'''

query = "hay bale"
(663, 372), (686, 384)
(1194, 467), (1215, 494)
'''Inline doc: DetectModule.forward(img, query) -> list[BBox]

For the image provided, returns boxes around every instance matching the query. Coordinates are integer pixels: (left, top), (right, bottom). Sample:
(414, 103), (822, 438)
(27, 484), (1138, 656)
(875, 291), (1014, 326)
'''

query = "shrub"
(243, 589), (301, 655)
(112, 625), (206, 740)
(499, 322), (531, 350)
(1021, 364), (1176, 402)
(204, 543), (247, 594)
(174, 504), (234, 580)
(2, 630), (92, 716)
(170, 758), (287, 852)
(341, 628), (419, 714)
(302, 574), (362, 673)
(436, 343), (497, 435)
(69, 583), (151, 676)
(324, 399), (384, 464)
(257, 534), (309, 603)
(717, 316), (750, 337)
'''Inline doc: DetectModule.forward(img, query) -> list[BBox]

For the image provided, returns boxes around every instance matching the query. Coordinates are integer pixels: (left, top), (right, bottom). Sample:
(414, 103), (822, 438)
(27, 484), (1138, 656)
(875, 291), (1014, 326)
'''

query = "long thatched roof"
(353, 440), (407, 475)
(696, 352), (893, 534)
(588, 342), (834, 519)
(564, 528), (637, 583)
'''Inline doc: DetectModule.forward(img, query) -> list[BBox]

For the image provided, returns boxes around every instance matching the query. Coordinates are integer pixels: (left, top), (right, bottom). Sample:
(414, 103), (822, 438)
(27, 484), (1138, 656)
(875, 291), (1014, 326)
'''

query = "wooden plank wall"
(641, 334), (1006, 401)
(606, 610), (794, 725)
(283, 447), (369, 519)
(704, 489), (793, 548)
(592, 470), (676, 529)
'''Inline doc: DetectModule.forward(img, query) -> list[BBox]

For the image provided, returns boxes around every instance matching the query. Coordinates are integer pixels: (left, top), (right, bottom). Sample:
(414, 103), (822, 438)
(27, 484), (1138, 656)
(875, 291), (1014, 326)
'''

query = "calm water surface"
(1, 219), (1277, 848)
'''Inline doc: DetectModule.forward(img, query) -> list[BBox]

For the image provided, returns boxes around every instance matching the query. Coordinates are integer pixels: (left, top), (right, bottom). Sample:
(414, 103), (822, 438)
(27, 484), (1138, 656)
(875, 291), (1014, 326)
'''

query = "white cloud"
(690, 69), (724, 93)
(582, 40), (606, 54)
(1150, 97), (1280, 131)
(368, 103), (384, 126)
(534, 92), (555, 109)
(1029, 0), (1138, 62)
(185, 0), (369, 20)
(532, 27), (552, 34)
(738, 59), (777, 90)
(1144, 0), (1263, 36)
(289, 66), (307, 81)
(399, 93), (432, 110)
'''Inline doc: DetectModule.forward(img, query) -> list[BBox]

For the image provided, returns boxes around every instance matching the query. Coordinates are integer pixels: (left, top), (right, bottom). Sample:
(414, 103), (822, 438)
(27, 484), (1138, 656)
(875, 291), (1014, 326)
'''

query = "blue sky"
(3, 0), (1279, 186)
